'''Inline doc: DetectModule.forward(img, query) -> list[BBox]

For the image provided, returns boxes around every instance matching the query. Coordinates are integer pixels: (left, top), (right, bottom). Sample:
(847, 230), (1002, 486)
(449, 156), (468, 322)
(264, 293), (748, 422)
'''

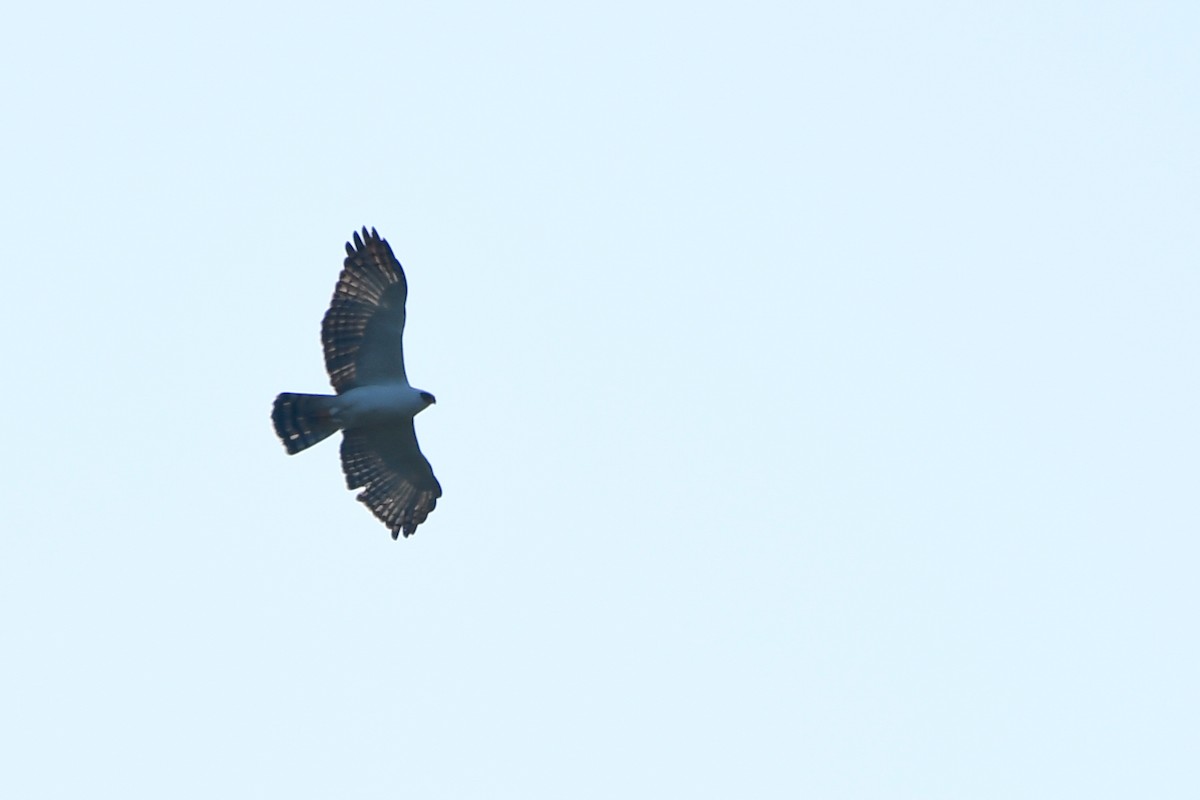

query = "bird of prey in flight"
(272, 227), (441, 538)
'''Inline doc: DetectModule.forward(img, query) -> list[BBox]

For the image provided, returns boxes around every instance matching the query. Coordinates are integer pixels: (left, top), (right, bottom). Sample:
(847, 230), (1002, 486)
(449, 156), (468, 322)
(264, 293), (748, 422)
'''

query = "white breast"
(333, 383), (424, 428)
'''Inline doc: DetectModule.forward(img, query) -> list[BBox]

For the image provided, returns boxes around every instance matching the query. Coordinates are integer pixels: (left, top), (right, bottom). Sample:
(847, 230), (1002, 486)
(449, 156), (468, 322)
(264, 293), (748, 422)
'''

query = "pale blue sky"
(2, 1), (1198, 797)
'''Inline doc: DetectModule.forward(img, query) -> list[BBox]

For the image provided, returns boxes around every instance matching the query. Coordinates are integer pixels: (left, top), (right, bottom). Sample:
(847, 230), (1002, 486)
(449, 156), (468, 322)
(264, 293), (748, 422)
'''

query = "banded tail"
(272, 393), (340, 454)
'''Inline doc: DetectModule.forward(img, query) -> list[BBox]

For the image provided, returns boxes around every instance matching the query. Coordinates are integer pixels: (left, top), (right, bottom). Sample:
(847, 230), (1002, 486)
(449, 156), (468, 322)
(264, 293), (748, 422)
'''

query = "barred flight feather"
(272, 393), (339, 454)
(321, 227), (409, 393)
(340, 427), (441, 539)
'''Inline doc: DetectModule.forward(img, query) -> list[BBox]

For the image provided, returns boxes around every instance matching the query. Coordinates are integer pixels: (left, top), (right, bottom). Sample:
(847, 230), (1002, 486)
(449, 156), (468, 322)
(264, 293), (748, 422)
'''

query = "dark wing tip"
(348, 227), (387, 254)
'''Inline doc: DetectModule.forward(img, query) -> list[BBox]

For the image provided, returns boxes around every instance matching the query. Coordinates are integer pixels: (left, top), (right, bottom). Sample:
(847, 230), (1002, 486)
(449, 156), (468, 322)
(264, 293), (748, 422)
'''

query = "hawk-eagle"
(272, 227), (441, 538)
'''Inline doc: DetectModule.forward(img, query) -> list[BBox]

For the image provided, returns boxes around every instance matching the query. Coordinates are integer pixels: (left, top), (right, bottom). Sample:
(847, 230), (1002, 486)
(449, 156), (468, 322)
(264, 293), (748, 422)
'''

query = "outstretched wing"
(321, 227), (408, 393)
(340, 424), (442, 538)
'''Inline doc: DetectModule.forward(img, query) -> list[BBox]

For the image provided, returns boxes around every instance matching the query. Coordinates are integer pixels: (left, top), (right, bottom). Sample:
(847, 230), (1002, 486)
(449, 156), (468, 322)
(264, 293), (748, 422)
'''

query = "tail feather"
(272, 393), (340, 454)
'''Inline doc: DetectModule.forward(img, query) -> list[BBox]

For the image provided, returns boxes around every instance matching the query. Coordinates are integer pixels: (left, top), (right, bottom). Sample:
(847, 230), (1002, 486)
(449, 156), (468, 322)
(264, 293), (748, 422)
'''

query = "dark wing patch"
(340, 424), (442, 539)
(321, 227), (408, 393)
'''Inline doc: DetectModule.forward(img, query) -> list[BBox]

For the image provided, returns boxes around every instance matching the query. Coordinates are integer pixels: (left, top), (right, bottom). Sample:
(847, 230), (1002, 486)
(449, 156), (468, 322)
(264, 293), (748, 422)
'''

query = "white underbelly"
(334, 383), (421, 428)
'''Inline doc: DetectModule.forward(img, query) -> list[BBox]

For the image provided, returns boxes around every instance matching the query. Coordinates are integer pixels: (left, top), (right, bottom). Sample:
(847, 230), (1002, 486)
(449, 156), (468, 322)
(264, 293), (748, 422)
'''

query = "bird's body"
(272, 227), (441, 539)
(334, 383), (432, 428)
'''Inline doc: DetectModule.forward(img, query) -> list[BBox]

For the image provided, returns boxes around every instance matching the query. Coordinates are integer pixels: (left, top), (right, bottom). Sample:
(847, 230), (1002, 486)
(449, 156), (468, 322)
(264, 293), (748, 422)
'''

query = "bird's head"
(418, 390), (437, 408)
